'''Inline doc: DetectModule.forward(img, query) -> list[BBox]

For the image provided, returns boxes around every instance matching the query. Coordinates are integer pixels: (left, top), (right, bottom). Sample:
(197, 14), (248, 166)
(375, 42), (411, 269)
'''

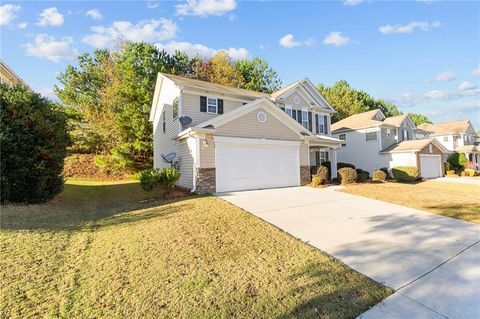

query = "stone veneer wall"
(195, 168), (216, 194)
(300, 166), (311, 185)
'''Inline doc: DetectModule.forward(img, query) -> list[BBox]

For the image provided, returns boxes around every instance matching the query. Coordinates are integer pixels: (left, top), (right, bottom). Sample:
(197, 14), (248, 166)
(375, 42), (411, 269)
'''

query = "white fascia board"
(180, 86), (261, 102)
(149, 74), (164, 122)
(213, 136), (301, 146)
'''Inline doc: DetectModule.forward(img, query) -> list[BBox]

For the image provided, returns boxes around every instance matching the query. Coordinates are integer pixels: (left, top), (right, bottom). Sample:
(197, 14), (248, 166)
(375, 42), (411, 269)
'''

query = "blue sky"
(1, 0), (479, 128)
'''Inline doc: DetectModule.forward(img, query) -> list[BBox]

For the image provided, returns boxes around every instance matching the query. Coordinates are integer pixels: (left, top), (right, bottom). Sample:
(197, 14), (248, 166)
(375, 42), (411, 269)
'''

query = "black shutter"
(308, 112), (312, 131)
(324, 115), (328, 134)
(281, 107), (285, 112)
(200, 96), (207, 112)
(315, 114), (319, 134)
(297, 110), (302, 124)
(217, 99), (224, 114)
(292, 109), (297, 120)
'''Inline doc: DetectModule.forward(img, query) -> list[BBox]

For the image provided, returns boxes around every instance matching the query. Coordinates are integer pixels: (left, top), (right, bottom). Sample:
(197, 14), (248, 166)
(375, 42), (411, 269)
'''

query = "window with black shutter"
(308, 112), (312, 131)
(297, 110), (302, 124)
(324, 115), (328, 134)
(217, 99), (224, 114)
(315, 114), (319, 134)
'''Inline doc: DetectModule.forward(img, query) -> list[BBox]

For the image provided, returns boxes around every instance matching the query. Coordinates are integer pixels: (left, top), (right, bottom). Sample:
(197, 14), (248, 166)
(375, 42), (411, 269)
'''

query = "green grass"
(1, 180), (391, 318)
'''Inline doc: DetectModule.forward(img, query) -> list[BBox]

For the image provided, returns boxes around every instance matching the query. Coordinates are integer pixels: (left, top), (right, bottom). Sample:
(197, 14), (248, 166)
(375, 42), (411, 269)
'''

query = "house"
(149, 74), (342, 193)
(418, 120), (479, 167)
(0, 59), (29, 88)
(331, 109), (449, 178)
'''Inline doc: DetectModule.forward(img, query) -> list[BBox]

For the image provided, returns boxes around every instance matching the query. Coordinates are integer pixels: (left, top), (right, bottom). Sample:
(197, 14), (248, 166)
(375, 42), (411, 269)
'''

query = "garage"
(420, 155), (442, 178)
(215, 137), (300, 193)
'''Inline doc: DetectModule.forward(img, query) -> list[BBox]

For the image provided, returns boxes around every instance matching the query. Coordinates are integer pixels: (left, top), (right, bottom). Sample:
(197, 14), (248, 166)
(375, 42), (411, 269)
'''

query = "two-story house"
(149, 73), (342, 193)
(418, 120), (479, 167)
(331, 109), (449, 178)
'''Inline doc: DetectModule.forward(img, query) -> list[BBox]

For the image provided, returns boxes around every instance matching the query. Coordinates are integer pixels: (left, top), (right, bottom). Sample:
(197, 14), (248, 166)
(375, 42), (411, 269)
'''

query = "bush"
(460, 171), (466, 177)
(63, 154), (129, 179)
(372, 170), (387, 182)
(446, 170), (457, 176)
(311, 175), (321, 187)
(1, 84), (70, 203)
(447, 152), (468, 170)
(355, 168), (369, 182)
(338, 167), (357, 184)
(337, 162), (356, 170)
(464, 168), (475, 177)
(391, 166), (419, 183)
(139, 167), (181, 192)
(316, 165), (329, 184)
(331, 177), (342, 184)
(444, 161), (451, 172)
(379, 167), (390, 179)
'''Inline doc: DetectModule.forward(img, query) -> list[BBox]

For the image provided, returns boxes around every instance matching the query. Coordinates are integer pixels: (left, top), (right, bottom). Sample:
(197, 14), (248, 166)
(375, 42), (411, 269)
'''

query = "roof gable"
(380, 138), (449, 153)
(331, 109), (385, 132)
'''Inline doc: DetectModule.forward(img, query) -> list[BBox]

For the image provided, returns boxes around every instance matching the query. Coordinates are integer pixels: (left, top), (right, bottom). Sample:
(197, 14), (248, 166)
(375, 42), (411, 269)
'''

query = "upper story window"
(402, 130), (409, 141)
(207, 97), (217, 114)
(172, 97), (179, 119)
(386, 128), (392, 138)
(301, 108), (309, 129)
(366, 131), (377, 141)
(443, 136), (449, 142)
(429, 144), (433, 153)
(162, 110), (166, 133)
(316, 114), (327, 134)
(339, 133), (346, 146)
(285, 105), (293, 117)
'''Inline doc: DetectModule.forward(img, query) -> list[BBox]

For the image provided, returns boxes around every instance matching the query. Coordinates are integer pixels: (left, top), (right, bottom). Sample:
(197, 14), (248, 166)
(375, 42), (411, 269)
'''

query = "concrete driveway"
(218, 186), (480, 319)
(434, 177), (480, 186)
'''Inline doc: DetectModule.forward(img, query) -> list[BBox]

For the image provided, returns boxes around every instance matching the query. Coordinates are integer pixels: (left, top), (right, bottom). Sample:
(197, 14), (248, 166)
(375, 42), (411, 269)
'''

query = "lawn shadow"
(1, 182), (197, 232)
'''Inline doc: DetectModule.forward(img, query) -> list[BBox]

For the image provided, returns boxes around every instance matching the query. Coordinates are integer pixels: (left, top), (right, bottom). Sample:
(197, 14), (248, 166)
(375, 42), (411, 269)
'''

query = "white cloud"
(86, 9), (102, 20)
(458, 81), (476, 91)
(35, 87), (58, 101)
(279, 34), (314, 49)
(0, 4), (21, 26)
(323, 31), (350, 46)
(389, 92), (419, 107)
(424, 88), (480, 100)
(147, 1), (159, 9)
(37, 7), (64, 26)
(344, 0), (363, 6)
(24, 34), (78, 62)
(156, 41), (248, 60)
(472, 66), (480, 77)
(82, 19), (178, 48)
(379, 21), (441, 34)
(424, 90), (452, 99)
(176, 0), (237, 16)
(426, 71), (456, 83)
(17, 22), (28, 29)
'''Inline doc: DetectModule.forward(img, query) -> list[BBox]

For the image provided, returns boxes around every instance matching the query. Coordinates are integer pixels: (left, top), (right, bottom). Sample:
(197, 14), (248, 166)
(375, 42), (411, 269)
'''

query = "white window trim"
(386, 128), (391, 138)
(207, 97), (218, 114)
(317, 114), (326, 134)
(365, 130), (377, 141)
(302, 107), (309, 129)
(285, 104), (293, 117)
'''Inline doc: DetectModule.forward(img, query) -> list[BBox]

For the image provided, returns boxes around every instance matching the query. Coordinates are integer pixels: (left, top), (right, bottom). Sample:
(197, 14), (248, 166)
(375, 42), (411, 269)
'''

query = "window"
(314, 150), (329, 165)
(302, 108), (309, 129)
(443, 136), (448, 142)
(386, 128), (391, 138)
(172, 97), (179, 119)
(316, 114), (326, 134)
(285, 105), (293, 117)
(207, 97), (217, 114)
(429, 144), (433, 153)
(162, 110), (166, 133)
(366, 131), (377, 141)
(339, 133), (346, 146)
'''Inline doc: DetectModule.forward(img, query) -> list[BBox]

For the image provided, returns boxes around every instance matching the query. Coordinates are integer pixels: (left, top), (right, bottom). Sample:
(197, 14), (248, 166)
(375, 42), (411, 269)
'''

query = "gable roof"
(383, 114), (408, 126)
(331, 109), (416, 133)
(161, 73), (270, 99)
(380, 138), (448, 153)
(418, 119), (474, 135)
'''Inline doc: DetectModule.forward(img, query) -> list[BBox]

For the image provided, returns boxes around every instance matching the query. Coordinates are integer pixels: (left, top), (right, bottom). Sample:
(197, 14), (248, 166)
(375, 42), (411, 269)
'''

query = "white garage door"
(215, 137), (300, 193)
(420, 155), (442, 179)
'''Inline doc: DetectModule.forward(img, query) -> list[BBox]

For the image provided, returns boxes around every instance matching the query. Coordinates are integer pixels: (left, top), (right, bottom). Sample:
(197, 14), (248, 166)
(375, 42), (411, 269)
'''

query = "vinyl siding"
(300, 143), (309, 166)
(381, 128), (397, 149)
(333, 129), (390, 174)
(215, 107), (300, 140)
(199, 134), (215, 168)
(182, 92), (245, 127)
(282, 92), (331, 134)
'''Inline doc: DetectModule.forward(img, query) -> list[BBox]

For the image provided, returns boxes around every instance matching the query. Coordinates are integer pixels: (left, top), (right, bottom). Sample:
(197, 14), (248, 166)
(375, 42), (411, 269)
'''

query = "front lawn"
(1, 180), (391, 319)
(342, 180), (480, 224)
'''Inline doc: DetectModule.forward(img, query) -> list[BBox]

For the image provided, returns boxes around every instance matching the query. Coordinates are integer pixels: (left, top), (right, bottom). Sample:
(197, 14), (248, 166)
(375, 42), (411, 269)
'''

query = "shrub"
(379, 167), (390, 179)
(372, 170), (387, 182)
(476, 170), (480, 176)
(464, 168), (475, 177)
(331, 177), (342, 184)
(311, 175), (321, 187)
(391, 166), (419, 183)
(316, 165), (329, 184)
(338, 167), (357, 184)
(444, 161), (451, 172)
(321, 161), (331, 179)
(139, 167), (181, 192)
(0, 84), (70, 203)
(355, 168), (369, 182)
(446, 170), (457, 176)
(337, 162), (356, 170)
(447, 152), (468, 170)
(460, 171), (466, 177)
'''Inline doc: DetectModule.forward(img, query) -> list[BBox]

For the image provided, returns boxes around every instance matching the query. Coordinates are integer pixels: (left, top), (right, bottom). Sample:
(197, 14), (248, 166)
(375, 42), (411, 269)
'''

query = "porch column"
(330, 148), (338, 179)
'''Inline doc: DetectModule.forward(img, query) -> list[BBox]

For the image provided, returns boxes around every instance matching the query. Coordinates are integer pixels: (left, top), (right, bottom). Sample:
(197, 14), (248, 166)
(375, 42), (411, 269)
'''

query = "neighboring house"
(418, 120), (479, 167)
(0, 59), (28, 88)
(149, 74), (342, 193)
(331, 109), (449, 178)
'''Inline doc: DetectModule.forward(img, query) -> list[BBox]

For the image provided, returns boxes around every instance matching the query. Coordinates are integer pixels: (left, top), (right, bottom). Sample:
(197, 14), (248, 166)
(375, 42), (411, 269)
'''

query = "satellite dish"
(161, 152), (176, 163)
(179, 116), (192, 125)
